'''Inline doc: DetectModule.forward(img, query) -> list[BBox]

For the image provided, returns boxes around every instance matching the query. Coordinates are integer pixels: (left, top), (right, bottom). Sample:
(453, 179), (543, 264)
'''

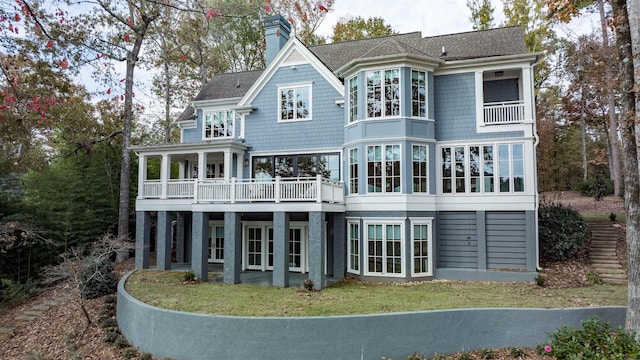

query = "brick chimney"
(264, 15), (291, 66)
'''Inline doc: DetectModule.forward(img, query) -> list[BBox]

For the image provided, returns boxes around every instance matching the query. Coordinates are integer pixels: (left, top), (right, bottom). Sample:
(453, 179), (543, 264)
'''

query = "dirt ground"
(0, 192), (627, 360)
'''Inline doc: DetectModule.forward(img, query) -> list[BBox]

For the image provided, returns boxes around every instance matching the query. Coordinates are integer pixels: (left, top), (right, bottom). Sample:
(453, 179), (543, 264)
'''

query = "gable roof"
(177, 26), (529, 122)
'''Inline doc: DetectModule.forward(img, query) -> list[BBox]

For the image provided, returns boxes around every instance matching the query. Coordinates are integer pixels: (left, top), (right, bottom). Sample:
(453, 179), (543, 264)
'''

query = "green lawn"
(125, 270), (627, 317)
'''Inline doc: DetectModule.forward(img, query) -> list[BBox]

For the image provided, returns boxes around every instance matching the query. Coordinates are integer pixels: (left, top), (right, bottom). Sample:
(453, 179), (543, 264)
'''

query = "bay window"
(367, 144), (401, 193)
(365, 221), (404, 276)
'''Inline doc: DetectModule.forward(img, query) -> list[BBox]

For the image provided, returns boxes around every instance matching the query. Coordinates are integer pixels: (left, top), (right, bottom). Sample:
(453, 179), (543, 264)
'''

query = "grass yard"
(125, 270), (626, 317)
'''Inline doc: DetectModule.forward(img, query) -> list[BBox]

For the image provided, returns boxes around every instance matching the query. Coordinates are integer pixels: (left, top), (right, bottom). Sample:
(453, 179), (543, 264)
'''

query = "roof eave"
(441, 52), (541, 69)
(192, 97), (243, 109)
(336, 53), (443, 78)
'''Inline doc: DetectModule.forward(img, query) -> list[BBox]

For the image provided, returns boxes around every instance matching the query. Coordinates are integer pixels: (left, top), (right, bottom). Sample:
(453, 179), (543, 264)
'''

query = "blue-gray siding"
(245, 64), (344, 152)
(438, 212), (478, 269)
(433, 73), (523, 141)
(486, 211), (527, 269)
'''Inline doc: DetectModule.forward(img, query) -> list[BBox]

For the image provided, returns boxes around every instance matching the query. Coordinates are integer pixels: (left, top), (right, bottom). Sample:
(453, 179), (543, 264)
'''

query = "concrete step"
(591, 262), (625, 269)
(599, 273), (628, 280)
(590, 256), (619, 262)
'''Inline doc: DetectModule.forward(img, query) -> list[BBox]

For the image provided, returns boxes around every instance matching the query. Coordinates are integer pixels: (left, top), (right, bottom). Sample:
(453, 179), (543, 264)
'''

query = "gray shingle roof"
(177, 70), (263, 122)
(177, 26), (528, 121)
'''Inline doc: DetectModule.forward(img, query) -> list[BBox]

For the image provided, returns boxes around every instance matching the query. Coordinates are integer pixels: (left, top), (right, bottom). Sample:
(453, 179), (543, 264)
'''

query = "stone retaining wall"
(117, 271), (626, 360)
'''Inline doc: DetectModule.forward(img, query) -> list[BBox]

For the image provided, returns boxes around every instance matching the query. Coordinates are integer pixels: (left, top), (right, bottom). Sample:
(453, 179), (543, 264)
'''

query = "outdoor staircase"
(0, 299), (59, 340)
(588, 221), (628, 285)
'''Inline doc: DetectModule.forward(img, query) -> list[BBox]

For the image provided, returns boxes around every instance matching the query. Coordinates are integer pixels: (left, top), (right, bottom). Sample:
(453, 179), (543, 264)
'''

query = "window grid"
(279, 85), (311, 121)
(365, 221), (405, 277)
(412, 223), (430, 275)
(204, 110), (235, 139)
(349, 77), (358, 122)
(440, 143), (525, 194)
(411, 70), (427, 118)
(348, 222), (360, 274)
(367, 144), (401, 194)
(385, 145), (401, 193)
(412, 145), (428, 193)
(349, 148), (358, 194)
(366, 69), (400, 118)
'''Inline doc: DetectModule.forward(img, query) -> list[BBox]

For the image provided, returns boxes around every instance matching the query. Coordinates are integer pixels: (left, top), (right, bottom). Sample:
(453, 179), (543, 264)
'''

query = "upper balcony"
(481, 69), (531, 126)
(139, 176), (344, 205)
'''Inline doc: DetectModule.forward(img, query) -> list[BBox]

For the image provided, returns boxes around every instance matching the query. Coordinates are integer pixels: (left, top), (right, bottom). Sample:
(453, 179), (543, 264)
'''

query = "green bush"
(78, 257), (118, 299)
(544, 316), (640, 359)
(183, 270), (196, 282)
(139, 353), (153, 360)
(574, 177), (614, 200)
(480, 348), (497, 359)
(538, 201), (587, 261)
(0, 278), (35, 306)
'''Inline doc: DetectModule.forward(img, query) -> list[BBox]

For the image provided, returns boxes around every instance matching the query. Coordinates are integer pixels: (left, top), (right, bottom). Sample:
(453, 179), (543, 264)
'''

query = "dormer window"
(204, 110), (235, 139)
(366, 69), (400, 118)
(279, 83), (312, 122)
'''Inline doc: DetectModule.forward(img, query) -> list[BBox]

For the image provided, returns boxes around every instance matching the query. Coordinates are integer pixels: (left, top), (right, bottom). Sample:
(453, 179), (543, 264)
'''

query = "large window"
(411, 219), (433, 276)
(412, 145), (428, 193)
(366, 69), (400, 118)
(204, 110), (235, 139)
(349, 148), (358, 194)
(348, 77), (358, 123)
(411, 70), (427, 118)
(279, 84), (311, 121)
(367, 145), (401, 193)
(347, 221), (360, 274)
(441, 143), (525, 194)
(252, 153), (340, 180)
(365, 221), (404, 276)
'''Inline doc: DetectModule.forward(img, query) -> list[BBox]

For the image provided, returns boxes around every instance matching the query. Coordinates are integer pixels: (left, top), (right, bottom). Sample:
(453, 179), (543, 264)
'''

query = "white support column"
(235, 151), (244, 179)
(475, 71), (484, 128)
(522, 65), (534, 122)
(239, 113), (246, 140)
(178, 161), (186, 180)
(137, 154), (146, 199)
(223, 149), (232, 180)
(160, 154), (170, 199)
(197, 151), (206, 180)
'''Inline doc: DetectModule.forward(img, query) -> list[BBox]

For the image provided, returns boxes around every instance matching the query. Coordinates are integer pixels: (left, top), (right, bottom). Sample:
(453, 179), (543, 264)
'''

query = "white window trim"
(348, 76), (358, 123)
(410, 217), (434, 277)
(411, 144), (429, 194)
(410, 69), (428, 119)
(349, 147), (359, 195)
(363, 218), (406, 278)
(437, 142), (527, 195)
(208, 221), (225, 263)
(347, 219), (360, 275)
(365, 68), (402, 120)
(202, 110), (236, 140)
(277, 82), (313, 123)
(366, 143), (402, 194)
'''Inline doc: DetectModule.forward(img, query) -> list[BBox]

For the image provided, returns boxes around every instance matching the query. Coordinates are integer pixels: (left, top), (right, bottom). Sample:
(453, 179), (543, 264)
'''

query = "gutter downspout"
(530, 56), (542, 272)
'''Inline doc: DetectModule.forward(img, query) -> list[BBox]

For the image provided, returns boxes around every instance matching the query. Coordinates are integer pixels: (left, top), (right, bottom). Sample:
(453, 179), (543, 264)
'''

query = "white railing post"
(230, 177), (236, 203)
(316, 175), (322, 203)
(193, 179), (199, 202)
(137, 154), (146, 199)
(275, 176), (281, 203)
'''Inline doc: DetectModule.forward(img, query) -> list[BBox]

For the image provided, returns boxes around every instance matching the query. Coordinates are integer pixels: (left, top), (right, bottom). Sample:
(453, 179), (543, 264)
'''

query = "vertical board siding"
(485, 211), (527, 269)
(438, 212), (478, 268)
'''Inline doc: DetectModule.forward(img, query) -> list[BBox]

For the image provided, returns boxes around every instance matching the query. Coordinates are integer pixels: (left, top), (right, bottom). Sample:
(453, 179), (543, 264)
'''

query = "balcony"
(483, 100), (526, 125)
(139, 176), (344, 204)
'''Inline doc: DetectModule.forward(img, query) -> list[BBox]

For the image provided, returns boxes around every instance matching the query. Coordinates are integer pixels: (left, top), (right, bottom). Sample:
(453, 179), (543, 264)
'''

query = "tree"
(272, 0), (334, 45)
(546, 0), (640, 337)
(331, 16), (397, 43)
(467, 0), (496, 30)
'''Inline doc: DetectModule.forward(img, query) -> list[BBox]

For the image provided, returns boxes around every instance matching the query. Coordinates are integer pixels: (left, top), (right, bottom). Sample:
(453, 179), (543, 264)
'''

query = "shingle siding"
(434, 73), (523, 141)
(245, 64), (344, 152)
(182, 109), (203, 143)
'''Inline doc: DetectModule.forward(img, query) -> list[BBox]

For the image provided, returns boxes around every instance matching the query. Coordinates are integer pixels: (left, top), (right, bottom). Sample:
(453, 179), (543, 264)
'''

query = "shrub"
(114, 335), (129, 348)
(574, 177), (614, 200)
(545, 316), (640, 359)
(78, 257), (118, 299)
(480, 348), (497, 359)
(534, 274), (545, 287)
(509, 347), (525, 357)
(610, 212), (617, 221)
(431, 353), (447, 360)
(99, 317), (117, 329)
(103, 329), (118, 343)
(139, 353), (153, 360)
(406, 353), (426, 360)
(303, 278), (314, 291)
(0, 278), (35, 306)
(122, 348), (137, 359)
(456, 351), (471, 360)
(586, 272), (602, 285)
(183, 270), (196, 282)
(538, 201), (587, 261)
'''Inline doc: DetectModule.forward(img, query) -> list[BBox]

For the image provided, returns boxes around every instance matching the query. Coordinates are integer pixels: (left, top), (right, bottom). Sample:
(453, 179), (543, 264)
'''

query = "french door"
(208, 223), (224, 263)
(243, 223), (308, 272)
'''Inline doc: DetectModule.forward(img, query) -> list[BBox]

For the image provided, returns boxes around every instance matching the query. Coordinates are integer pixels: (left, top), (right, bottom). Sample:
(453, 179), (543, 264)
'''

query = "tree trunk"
(580, 83), (588, 181)
(162, 35), (172, 144)
(599, 0), (622, 196)
(610, 0), (640, 336)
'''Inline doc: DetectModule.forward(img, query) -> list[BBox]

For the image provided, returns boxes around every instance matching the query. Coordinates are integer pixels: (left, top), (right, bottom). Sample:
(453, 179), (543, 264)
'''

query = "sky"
(316, 0), (600, 41)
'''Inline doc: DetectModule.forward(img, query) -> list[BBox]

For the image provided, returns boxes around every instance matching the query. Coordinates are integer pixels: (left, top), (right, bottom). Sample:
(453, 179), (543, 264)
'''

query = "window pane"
(385, 69), (400, 116)
(455, 147), (465, 192)
(275, 156), (294, 177)
(350, 148), (358, 194)
(253, 157), (273, 180)
(442, 147), (452, 193)
(513, 144), (524, 192)
(412, 70), (426, 118)
(349, 77), (358, 122)
(499, 144), (510, 192)
(367, 71), (382, 117)
(281, 89), (294, 120)
(296, 87), (310, 119)
(470, 146), (480, 193)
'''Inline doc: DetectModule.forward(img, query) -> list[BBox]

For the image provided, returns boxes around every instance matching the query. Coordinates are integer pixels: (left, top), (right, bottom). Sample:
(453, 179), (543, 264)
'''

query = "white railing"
(483, 100), (525, 125)
(140, 176), (344, 204)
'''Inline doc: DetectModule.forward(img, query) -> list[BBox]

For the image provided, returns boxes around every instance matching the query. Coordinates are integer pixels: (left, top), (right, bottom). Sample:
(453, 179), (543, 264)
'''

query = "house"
(131, 15), (540, 289)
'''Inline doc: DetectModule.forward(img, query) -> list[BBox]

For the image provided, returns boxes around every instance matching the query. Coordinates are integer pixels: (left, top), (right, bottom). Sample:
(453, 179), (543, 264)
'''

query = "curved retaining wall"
(117, 271), (626, 360)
